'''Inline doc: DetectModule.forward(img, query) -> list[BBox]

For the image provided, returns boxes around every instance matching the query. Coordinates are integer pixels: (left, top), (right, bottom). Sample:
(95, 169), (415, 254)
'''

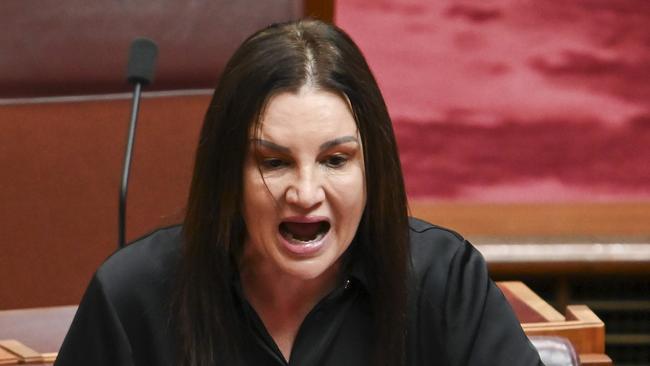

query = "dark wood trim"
(487, 260), (650, 276)
(303, 0), (335, 22)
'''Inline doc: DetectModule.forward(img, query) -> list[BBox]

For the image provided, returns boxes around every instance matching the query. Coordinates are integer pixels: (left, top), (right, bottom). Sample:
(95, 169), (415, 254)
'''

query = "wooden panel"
(0, 92), (208, 309)
(304, 0), (335, 22)
(409, 201), (650, 237)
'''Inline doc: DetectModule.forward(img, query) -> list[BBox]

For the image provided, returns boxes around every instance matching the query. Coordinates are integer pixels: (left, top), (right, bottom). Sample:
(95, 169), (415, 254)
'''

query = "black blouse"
(55, 218), (542, 365)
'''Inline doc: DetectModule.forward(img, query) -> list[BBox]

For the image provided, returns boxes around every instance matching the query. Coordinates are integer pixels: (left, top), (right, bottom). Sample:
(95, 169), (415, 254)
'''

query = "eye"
(324, 154), (348, 168)
(260, 158), (288, 170)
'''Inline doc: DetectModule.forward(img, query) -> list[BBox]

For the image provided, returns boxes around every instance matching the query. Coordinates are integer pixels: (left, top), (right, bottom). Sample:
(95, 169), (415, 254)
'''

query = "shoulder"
(407, 216), (471, 271)
(58, 226), (182, 364)
(407, 217), (486, 300)
(406, 218), (542, 365)
(95, 225), (183, 301)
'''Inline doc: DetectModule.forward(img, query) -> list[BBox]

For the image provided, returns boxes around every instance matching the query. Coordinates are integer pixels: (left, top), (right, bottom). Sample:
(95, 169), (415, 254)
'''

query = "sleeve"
(439, 241), (543, 366)
(54, 274), (134, 366)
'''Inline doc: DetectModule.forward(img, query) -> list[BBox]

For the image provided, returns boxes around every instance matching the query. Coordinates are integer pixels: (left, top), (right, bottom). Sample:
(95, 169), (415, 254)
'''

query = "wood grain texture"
(0, 347), (18, 365)
(498, 281), (564, 321)
(579, 354), (613, 366)
(0, 93), (207, 309)
(522, 305), (606, 354)
(0, 340), (41, 363)
(499, 281), (609, 361)
(409, 201), (650, 237)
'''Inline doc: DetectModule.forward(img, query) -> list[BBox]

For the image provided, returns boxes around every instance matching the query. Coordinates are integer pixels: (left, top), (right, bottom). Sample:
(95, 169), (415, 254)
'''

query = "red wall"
(337, 0), (650, 202)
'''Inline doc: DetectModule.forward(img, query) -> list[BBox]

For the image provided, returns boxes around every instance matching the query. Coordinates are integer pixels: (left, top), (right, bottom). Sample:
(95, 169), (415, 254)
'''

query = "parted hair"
(174, 19), (410, 366)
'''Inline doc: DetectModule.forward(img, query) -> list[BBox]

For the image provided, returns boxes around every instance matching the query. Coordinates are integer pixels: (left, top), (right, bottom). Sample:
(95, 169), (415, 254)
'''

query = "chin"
(276, 253), (340, 281)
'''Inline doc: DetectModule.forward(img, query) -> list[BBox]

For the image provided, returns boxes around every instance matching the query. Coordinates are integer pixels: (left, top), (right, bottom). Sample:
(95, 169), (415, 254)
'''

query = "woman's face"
(241, 88), (366, 281)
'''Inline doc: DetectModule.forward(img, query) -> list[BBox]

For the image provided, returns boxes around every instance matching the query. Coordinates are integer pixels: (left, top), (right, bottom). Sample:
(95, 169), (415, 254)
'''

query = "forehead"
(255, 88), (358, 139)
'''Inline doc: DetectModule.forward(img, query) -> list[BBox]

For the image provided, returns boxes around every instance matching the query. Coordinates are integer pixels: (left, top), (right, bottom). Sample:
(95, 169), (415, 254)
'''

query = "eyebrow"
(251, 135), (359, 153)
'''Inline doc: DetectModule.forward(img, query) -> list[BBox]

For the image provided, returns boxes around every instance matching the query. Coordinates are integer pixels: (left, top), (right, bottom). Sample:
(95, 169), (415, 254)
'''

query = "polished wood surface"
(0, 347), (19, 365)
(522, 305), (606, 354)
(579, 353), (615, 366)
(497, 281), (564, 323)
(0, 305), (74, 365)
(500, 281), (612, 365)
(0, 340), (43, 364)
(410, 201), (650, 237)
(419, 201), (650, 276)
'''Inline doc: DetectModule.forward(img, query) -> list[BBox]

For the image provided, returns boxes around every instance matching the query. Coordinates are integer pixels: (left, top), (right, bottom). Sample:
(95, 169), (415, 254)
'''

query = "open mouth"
(279, 221), (331, 244)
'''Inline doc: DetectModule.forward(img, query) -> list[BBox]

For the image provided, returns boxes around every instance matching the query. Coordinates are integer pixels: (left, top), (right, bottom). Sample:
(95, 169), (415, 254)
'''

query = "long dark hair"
(174, 19), (409, 366)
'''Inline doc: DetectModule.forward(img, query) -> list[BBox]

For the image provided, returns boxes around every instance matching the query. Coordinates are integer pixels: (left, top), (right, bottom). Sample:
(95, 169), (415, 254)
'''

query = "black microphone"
(127, 38), (158, 85)
(119, 38), (158, 249)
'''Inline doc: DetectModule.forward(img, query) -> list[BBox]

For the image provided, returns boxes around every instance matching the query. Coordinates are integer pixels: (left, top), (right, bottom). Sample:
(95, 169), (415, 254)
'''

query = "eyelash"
(259, 154), (349, 171)
(324, 154), (348, 168)
(260, 158), (287, 170)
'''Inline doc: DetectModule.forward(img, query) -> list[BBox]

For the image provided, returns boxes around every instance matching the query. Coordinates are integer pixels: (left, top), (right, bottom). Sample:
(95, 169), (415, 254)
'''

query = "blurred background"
(1, 0), (648, 364)
(337, 2), (650, 363)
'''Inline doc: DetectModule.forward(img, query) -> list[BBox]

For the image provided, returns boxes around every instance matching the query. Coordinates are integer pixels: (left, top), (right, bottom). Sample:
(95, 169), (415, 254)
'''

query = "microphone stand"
(118, 37), (158, 249)
(119, 82), (142, 249)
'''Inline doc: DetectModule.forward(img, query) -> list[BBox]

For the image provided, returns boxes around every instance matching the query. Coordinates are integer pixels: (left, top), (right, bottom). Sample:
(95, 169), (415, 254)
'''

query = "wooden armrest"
(0, 346), (19, 365)
(0, 306), (77, 365)
(579, 353), (613, 366)
(497, 281), (607, 355)
(520, 307), (605, 354)
(0, 340), (42, 364)
(497, 281), (564, 322)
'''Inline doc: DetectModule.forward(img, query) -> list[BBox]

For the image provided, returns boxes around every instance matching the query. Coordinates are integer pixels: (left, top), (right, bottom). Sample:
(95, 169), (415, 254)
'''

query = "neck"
(238, 252), (342, 362)
(239, 258), (341, 313)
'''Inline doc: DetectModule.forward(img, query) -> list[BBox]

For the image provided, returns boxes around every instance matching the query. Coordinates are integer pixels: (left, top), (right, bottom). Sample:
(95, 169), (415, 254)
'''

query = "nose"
(285, 167), (325, 209)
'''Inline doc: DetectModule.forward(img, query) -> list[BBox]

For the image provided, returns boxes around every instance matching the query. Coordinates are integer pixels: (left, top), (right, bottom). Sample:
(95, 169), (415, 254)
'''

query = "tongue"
(284, 222), (321, 239)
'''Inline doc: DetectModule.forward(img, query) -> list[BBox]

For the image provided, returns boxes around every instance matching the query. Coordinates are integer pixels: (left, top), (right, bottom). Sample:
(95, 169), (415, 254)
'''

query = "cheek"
(242, 164), (273, 224)
(330, 167), (366, 216)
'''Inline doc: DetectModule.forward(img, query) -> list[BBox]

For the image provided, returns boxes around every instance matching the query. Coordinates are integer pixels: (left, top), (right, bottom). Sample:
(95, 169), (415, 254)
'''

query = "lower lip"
(277, 228), (330, 256)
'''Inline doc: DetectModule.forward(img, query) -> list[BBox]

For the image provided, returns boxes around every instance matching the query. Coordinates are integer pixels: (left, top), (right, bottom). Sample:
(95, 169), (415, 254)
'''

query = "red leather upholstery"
(530, 336), (579, 366)
(0, 1), (303, 97)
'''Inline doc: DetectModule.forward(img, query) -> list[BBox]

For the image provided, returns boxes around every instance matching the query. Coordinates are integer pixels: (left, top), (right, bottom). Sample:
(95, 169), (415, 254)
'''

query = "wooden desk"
(0, 306), (75, 365)
(1, 283), (611, 365)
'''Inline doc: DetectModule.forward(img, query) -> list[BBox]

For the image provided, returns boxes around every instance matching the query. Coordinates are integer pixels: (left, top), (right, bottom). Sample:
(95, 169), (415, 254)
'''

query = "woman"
(56, 20), (542, 365)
